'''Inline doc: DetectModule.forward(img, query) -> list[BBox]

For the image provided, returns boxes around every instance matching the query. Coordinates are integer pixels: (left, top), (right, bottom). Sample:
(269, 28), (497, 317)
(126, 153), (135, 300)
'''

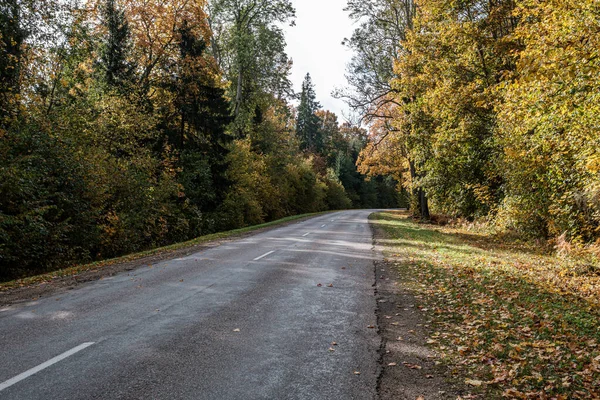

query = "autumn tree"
(497, 0), (600, 240)
(339, 0), (415, 125)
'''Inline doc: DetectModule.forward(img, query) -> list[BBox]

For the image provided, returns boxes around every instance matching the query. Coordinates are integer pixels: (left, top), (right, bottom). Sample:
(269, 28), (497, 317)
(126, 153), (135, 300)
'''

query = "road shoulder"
(372, 218), (465, 399)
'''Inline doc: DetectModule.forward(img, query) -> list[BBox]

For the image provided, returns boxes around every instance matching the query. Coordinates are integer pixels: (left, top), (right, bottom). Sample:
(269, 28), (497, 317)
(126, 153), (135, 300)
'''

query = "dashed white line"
(253, 251), (275, 261)
(302, 232), (310, 237)
(0, 342), (95, 392)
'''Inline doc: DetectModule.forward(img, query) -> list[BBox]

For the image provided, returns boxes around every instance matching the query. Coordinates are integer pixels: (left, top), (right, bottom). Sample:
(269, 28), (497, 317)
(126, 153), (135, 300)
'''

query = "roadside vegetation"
(372, 211), (600, 399)
(0, 0), (402, 282)
(0, 212), (328, 291)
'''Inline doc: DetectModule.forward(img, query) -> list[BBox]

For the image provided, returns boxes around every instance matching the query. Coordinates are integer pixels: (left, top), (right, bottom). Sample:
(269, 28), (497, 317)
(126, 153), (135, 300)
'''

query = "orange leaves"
(124, 0), (211, 84)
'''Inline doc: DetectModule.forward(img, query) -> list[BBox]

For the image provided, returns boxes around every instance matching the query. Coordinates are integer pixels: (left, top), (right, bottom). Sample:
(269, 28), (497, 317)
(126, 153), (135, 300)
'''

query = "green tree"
(0, 0), (25, 132)
(173, 21), (233, 214)
(296, 73), (322, 153)
(96, 0), (135, 90)
(208, 0), (295, 134)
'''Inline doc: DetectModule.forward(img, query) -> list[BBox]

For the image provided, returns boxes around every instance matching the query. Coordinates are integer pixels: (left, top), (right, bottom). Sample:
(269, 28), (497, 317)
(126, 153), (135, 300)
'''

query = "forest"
(0, 0), (401, 280)
(1, 0), (599, 281)
(345, 0), (600, 248)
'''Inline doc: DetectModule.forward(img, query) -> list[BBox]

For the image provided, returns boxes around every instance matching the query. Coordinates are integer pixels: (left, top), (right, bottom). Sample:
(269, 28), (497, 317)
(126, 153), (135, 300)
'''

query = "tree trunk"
(409, 159), (430, 220)
(419, 188), (430, 220)
(234, 66), (243, 117)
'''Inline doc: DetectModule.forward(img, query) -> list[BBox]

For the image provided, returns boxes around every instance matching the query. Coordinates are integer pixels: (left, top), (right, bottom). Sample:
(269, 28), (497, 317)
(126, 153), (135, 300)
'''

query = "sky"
(283, 0), (355, 121)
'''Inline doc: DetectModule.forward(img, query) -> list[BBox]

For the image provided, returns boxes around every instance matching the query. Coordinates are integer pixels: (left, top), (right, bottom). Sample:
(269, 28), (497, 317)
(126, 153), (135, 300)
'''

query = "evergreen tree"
(174, 22), (233, 212)
(97, 0), (134, 90)
(296, 73), (322, 153)
(0, 0), (25, 131)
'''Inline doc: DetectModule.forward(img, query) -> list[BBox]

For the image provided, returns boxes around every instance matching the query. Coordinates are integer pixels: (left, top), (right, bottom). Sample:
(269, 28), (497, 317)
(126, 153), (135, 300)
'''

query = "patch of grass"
(371, 211), (600, 399)
(1, 211), (330, 291)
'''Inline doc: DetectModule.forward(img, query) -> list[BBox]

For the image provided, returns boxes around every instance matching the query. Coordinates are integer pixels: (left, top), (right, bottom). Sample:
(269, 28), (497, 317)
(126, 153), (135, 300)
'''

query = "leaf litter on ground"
(372, 211), (600, 399)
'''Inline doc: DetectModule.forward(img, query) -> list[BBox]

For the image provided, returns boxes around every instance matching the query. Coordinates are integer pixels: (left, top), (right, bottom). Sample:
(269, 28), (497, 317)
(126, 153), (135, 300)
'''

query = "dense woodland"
(343, 0), (600, 246)
(0, 0), (401, 280)
(1, 0), (599, 280)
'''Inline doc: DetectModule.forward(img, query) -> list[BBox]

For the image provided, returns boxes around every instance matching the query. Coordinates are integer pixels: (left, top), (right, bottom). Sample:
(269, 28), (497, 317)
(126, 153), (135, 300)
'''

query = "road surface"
(0, 210), (380, 399)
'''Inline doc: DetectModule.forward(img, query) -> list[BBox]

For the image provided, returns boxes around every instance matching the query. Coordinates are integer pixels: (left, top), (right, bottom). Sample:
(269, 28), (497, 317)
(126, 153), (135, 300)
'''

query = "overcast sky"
(283, 0), (355, 121)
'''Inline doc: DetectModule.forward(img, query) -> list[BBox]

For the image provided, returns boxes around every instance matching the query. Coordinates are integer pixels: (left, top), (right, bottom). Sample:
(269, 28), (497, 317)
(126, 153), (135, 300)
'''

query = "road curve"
(0, 210), (380, 400)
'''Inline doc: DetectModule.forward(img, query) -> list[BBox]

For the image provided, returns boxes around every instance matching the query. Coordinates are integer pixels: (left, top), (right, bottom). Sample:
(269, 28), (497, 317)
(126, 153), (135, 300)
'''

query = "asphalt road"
(0, 210), (381, 400)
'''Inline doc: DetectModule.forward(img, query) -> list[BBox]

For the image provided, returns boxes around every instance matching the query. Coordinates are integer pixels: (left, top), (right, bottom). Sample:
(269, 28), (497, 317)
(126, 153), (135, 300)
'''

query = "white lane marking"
(253, 251), (275, 261)
(0, 342), (95, 392)
(302, 232), (310, 237)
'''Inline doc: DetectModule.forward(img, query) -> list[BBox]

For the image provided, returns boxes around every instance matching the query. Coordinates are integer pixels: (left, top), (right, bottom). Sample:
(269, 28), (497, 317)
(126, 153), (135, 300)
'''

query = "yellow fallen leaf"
(465, 378), (483, 386)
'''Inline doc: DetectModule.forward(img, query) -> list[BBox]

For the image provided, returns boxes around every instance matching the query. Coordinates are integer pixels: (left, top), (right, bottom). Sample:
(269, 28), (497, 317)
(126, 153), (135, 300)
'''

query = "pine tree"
(97, 0), (134, 90)
(296, 73), (322, 153)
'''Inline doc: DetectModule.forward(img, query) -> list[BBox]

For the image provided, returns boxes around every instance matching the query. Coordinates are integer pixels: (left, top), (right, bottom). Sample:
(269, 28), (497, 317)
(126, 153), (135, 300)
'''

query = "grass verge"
(371, 211), (600, 399)
(1, 211), (330, 291)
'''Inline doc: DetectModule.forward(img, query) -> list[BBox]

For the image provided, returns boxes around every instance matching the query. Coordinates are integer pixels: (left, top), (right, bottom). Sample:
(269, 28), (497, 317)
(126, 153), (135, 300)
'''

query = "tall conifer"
(296, 73), (322, 153)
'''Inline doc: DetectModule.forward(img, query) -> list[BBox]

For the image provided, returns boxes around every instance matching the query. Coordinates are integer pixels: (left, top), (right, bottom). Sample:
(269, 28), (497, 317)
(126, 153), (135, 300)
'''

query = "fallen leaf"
(328, 347), (335, 352)
(233, 328), (241, 332)
(331, 342), (338, 346)
(327, 283), (333, 287)
(367, 325), (375, 329)
(317, 283), (322, 287)
(465, 379), (483, 387)
(403, 362), (422, 370)
(388, 362), (397, 366)
(353, 371), (361, 375)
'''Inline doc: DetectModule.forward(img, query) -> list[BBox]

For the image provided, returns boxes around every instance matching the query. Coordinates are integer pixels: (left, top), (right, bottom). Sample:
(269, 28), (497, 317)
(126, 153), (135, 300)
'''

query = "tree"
(96, 0), (135, 90)
(173, 21), (233, 212)
(341, 0), (431, 217)
(0, 0), (26, 132)
(208, 0), (295, 133)
(496, 0), (600, 240)
(296, 73), (322, 153)
(124, 0), (211, 93)
(338, 0), (415, 126)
